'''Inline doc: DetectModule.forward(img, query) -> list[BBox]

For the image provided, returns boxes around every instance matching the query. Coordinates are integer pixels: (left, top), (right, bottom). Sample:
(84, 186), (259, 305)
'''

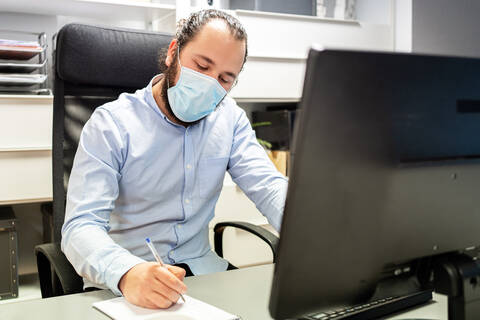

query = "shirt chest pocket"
(197, 157), (229, 199)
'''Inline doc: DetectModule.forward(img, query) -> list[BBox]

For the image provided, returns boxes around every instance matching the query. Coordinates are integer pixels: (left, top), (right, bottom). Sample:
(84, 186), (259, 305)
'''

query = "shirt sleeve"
(227, 109), (288, 232)
(61, 107), (145, 296)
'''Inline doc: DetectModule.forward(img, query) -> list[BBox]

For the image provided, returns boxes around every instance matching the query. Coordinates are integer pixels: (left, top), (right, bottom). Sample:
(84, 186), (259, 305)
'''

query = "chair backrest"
(52, 23), (173, 242)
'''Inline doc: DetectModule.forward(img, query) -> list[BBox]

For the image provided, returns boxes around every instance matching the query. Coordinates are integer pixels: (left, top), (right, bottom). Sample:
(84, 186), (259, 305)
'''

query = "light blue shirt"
(61, 75), (288, 296)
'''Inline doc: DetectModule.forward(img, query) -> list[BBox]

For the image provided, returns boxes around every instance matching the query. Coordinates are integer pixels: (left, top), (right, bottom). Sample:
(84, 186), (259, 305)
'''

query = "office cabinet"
(0, 206), (18, 300)
(0, 150), (52, 204)
(231, 56), (305, 100)
(0, 95), (53, 204)
(0, 95), (52, 150)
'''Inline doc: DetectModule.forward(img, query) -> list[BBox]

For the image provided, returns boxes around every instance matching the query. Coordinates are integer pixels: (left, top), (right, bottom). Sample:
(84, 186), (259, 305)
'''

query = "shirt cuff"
(262, 180), (288, 232)
(106, 254), (146, 296)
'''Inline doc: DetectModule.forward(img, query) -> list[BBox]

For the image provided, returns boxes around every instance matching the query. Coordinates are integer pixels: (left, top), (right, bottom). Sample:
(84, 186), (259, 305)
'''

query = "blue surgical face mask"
(167, 48), (228, 123)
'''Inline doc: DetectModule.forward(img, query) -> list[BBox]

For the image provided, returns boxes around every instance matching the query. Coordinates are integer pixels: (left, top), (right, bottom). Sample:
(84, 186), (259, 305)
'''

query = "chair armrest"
(35, 242), (84, 298)
(213, 221), (279, 263)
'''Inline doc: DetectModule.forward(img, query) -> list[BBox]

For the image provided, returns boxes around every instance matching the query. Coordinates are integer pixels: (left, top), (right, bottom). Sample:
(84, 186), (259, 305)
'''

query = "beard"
(160, 56), (203, 126)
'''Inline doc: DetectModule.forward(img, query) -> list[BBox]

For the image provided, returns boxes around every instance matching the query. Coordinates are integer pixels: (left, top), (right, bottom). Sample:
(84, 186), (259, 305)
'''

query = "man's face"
(161, 19), (246, 124)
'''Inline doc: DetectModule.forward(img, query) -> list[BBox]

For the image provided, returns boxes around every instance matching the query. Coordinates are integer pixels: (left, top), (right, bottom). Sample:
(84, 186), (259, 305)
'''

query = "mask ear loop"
(166, 43), (182, 89)
(176, 44), (181, 67)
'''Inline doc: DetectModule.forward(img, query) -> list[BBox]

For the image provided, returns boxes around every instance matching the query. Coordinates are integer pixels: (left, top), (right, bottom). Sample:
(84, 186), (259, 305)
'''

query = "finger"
(150, 277), (181, 303)
(166, 265), (186, 281)
(141, 299), (160, 310)
(153, 266), (188, 294)
(136, 293), (164, 309)
(145, 290), (174, 309)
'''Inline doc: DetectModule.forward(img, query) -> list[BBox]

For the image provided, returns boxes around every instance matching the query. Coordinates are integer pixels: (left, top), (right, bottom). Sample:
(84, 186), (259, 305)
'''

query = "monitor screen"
(269, 49), (480, 319)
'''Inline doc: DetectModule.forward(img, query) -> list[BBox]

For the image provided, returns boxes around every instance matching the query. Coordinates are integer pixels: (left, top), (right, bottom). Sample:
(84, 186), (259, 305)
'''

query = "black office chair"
(35, 23), (279, 298)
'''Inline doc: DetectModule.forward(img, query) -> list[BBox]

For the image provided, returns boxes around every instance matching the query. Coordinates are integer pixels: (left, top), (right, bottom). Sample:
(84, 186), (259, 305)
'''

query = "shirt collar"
(144, 74), (184, 128)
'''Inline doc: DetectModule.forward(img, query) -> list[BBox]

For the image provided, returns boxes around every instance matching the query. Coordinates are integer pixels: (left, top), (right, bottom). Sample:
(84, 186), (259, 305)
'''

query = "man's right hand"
(118, 262), (187, 309)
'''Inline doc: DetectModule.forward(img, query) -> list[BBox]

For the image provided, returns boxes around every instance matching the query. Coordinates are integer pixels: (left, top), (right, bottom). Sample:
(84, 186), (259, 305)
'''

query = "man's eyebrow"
(195, 54), (237, 79)
(195, 54), (214, 65)
(224, 71), (237, 79)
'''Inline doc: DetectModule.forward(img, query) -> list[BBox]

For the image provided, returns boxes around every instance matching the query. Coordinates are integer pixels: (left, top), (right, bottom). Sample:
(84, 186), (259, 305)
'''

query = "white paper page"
(93, 295), (240, 320)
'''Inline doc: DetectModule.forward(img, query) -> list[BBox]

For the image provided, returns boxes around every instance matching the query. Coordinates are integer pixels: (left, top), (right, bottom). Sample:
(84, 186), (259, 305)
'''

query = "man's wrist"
(109, 255), (145, 296)
(118, 263), (141, 294)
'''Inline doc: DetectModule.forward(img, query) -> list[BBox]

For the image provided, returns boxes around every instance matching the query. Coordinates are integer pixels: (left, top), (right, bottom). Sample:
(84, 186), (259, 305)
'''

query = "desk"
(0, 264), (447, 320)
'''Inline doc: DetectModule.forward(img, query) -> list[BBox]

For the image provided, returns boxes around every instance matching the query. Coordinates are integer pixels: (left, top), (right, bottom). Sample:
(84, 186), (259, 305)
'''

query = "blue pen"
(145, 238), (186, 303)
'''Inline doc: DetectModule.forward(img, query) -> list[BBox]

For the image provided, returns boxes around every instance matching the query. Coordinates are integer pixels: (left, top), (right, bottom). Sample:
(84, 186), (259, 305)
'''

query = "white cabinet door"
(230, 56), (306, 101)
(0, 95), (53, 204)
(0, 95), (53, 151)
(0, 150), (52, 204)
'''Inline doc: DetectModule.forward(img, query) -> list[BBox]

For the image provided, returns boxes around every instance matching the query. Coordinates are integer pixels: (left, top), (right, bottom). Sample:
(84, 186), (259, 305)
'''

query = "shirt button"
(177, 225), (182, 229)
(185, 199), (190, 204)
(186, 164), (192, 169)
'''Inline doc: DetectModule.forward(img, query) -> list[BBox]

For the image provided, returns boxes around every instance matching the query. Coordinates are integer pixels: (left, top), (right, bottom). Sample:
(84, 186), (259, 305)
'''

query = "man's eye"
(220, 77), (232, 84)
(197, 63), (208, 71)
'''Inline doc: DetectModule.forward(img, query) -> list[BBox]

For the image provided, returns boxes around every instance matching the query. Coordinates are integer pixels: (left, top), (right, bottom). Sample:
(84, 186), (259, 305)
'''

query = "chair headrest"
(55, 23), (173, 89)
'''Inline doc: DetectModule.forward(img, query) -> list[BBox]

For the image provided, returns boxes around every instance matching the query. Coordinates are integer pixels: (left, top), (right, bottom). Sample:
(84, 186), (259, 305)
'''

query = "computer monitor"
(269, 48), (480, 319)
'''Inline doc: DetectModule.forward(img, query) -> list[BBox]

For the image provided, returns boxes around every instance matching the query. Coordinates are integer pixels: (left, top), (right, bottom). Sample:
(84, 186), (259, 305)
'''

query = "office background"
(0, 0), (479, 304)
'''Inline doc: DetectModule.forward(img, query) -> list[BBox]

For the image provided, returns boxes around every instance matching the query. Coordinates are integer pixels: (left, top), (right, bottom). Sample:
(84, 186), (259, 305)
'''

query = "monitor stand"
(434, 253), (480, 320)
(369, 273), (425, 302)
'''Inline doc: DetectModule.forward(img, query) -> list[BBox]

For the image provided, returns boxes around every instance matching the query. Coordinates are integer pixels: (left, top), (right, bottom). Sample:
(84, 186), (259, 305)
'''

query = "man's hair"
(158, 9), (248, 71)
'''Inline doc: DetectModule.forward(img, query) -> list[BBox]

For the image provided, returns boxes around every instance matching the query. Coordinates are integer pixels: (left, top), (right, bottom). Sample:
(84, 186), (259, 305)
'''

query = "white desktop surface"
(0, 264), (447, 320)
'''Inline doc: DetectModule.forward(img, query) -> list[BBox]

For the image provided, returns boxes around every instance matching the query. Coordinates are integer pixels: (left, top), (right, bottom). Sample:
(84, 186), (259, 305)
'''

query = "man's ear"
(165, 39), (178, 67)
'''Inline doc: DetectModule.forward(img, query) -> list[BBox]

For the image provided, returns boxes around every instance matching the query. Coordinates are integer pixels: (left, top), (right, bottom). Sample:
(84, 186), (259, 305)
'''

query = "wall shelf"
(234, 97), (300, 104)
(235, 9), (360, 25)
(0, 147), (51, 152)
(0, 0), (175, 24)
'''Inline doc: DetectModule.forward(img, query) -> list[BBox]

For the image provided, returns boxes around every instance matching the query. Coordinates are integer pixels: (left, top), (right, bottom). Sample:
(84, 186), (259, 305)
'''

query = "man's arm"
(227, 109), (288, 232)
(61, 107), (186, 308)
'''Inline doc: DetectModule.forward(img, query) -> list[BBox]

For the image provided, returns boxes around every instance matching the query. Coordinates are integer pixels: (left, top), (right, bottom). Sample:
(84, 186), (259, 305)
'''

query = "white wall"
(393, 0), (412, 52)
(356, 0), (392, 25)
(412, 0), (480, 58)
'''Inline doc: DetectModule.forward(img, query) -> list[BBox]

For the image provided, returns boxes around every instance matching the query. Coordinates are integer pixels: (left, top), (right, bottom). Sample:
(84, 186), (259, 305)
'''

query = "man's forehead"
(190, 19), (237, 44)
(205, 18), (231, 33)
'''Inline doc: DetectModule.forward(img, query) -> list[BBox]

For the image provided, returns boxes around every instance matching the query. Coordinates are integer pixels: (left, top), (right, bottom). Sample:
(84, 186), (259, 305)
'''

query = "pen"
(145, 237), (186, 303)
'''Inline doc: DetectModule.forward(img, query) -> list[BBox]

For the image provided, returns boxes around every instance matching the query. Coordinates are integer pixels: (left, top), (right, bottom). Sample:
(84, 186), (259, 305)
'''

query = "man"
(62, 9), (288, 309)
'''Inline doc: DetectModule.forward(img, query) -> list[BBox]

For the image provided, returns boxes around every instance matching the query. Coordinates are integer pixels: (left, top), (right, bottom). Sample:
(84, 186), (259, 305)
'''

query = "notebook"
(92, 294), (241, 320)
